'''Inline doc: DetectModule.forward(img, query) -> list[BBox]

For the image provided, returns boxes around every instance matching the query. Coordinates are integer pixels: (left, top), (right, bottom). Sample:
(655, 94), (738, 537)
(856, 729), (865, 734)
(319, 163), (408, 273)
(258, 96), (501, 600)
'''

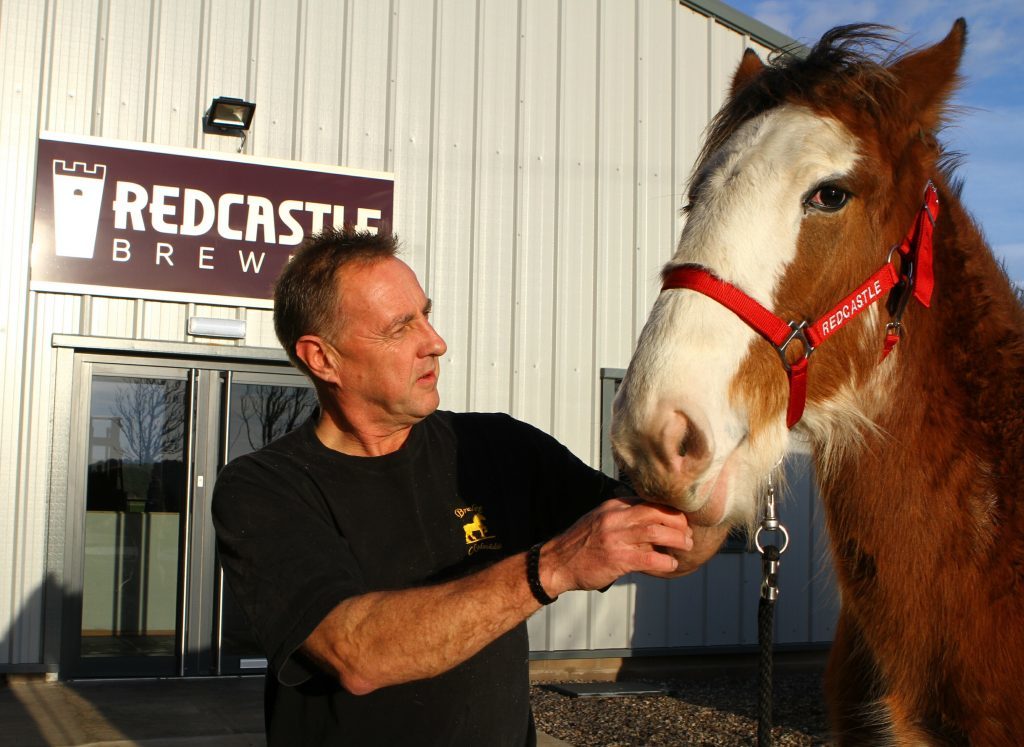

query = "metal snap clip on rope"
(755, 474), (790, 561)
(755, 465), (789, 747)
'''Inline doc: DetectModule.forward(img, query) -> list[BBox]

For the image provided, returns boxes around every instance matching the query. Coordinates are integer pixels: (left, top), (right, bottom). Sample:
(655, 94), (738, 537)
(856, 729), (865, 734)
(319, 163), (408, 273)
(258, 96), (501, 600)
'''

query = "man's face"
(329, 257), (447, 431)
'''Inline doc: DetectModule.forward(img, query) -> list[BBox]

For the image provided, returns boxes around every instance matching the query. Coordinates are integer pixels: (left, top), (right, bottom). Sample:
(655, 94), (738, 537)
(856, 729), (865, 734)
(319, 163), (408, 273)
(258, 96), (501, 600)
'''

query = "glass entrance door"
(75, 370), (193, 677)
(64, 358), (315, 678)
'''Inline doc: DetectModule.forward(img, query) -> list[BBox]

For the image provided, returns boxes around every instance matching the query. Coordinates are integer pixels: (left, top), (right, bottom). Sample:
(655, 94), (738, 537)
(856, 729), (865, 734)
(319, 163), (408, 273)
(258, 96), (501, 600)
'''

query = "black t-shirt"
(212, 410), (626, 746)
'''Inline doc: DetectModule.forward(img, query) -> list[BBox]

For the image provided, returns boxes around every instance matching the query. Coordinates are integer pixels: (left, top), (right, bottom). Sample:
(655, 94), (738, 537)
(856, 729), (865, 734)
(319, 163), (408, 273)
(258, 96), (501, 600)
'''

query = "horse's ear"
(730, 49), (765, 97)
(889, 18), (966, 131)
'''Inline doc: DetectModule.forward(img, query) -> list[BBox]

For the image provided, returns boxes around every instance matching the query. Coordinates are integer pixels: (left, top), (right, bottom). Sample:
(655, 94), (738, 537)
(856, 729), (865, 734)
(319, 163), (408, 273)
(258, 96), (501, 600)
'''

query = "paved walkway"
(0, 676), (570, 746)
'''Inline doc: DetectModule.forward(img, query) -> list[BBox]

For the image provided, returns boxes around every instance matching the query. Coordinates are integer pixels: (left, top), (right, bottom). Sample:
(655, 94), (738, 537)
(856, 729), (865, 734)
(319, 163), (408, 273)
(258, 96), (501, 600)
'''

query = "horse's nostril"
(677, 420), (689, 457)
(678, 415), (707, 464)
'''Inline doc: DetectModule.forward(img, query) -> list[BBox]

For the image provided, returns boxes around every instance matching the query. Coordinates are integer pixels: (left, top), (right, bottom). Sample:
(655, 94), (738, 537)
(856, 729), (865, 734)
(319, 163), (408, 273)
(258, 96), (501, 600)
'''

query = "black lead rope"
(758, 545), (781, 746)
(755, 474), (788, 747)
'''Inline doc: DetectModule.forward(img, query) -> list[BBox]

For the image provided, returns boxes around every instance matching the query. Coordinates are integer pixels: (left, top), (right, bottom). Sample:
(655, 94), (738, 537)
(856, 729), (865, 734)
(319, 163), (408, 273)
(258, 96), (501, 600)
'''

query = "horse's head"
(611, 21), (967, 527)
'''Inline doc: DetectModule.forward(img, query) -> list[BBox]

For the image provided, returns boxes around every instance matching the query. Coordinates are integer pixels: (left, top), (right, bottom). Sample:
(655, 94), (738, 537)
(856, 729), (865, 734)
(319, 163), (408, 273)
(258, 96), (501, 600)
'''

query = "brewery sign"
(31, 132), (394, 307)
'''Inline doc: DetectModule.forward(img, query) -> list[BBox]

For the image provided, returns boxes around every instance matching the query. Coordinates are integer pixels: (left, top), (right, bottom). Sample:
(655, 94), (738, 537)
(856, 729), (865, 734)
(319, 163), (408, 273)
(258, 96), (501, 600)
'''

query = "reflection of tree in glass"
(112, 379), (186, 464)
(237, 386), (316, 452)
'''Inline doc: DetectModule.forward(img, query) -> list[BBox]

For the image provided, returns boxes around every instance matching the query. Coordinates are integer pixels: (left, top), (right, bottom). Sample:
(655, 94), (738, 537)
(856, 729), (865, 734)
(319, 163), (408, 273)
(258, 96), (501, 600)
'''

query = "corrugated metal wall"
(0, 0), (834, 670)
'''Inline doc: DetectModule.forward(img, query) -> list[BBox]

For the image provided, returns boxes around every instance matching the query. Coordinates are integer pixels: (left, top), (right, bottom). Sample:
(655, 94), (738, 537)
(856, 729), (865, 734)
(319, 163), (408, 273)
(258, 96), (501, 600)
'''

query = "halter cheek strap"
(661, 181), (939, 428)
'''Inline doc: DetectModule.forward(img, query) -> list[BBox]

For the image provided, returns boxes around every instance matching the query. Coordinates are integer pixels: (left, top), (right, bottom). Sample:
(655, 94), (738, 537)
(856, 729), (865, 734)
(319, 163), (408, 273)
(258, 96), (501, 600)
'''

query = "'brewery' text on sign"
(31, 132), (394, 306)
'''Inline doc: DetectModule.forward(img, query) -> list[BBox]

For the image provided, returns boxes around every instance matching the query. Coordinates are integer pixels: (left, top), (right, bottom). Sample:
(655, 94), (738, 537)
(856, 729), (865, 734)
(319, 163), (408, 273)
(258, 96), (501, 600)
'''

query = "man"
(212, 228), (728, 746)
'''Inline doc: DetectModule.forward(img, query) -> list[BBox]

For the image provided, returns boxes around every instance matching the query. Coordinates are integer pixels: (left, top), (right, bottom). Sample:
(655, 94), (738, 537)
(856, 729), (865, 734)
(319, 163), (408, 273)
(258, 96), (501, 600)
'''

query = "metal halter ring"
(774, 321), (813, 373)
(755, 522), (790, 556)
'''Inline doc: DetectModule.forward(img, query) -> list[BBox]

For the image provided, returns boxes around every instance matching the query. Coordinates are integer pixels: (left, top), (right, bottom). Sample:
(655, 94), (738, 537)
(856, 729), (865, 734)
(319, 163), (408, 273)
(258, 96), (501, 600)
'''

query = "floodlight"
(202, 96), (256, 151)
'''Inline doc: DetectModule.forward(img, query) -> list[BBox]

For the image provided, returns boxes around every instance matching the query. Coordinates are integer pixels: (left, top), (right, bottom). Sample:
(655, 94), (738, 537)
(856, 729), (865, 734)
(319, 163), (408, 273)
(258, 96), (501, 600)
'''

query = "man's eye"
(806, 184), (849, 212)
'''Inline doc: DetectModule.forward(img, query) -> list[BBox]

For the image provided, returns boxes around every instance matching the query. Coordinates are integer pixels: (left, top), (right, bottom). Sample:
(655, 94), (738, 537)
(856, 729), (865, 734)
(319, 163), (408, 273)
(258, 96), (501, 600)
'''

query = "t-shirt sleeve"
(212, 453), (364, 686)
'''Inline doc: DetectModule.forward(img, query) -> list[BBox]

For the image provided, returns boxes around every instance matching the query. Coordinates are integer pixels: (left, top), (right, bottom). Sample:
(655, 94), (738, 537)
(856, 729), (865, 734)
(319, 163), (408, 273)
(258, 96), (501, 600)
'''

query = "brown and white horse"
(611, 20), (1024, 745)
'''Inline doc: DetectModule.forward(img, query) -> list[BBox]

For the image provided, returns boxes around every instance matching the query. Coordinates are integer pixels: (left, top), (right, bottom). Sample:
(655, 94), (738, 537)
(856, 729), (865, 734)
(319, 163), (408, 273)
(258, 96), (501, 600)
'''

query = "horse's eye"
(807, 185), (849, 212)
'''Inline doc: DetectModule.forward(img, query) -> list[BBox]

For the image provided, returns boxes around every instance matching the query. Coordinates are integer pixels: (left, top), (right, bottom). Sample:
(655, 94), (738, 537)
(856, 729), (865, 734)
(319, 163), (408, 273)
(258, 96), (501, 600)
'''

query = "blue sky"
(721, 1), (1024, 284)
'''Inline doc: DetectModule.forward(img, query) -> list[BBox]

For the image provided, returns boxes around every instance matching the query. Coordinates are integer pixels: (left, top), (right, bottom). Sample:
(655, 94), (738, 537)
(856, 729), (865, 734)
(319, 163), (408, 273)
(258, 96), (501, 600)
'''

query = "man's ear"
(295, 335), (342, 386)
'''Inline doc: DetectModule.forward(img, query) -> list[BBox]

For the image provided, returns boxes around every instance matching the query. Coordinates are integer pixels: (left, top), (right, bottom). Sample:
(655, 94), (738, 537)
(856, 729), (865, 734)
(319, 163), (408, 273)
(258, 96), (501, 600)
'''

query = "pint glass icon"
(52, 160), (107, 258)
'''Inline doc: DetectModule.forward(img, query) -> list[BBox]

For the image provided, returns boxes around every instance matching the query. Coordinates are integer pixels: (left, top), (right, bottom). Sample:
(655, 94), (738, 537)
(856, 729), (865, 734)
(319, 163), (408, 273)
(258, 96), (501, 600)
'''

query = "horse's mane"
(694, 25), (953, 181)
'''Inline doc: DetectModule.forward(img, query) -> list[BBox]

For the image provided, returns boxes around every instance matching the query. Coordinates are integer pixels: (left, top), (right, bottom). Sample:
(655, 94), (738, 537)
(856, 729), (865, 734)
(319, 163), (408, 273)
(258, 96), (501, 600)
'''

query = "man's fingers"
(641, 523), (693, 551)
(621, 501), (689, 530)
(614, 506), (692, 551)
(636, 547), (680, 573)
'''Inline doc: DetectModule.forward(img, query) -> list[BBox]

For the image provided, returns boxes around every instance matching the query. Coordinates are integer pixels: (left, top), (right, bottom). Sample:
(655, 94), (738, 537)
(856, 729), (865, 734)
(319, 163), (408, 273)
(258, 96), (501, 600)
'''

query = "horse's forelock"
(692, 25), (910, 188)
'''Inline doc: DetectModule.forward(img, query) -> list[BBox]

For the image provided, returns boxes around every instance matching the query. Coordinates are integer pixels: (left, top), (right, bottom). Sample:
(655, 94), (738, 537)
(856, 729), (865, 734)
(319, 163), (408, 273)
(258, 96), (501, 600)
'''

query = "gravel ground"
(530, 667), (831, 746)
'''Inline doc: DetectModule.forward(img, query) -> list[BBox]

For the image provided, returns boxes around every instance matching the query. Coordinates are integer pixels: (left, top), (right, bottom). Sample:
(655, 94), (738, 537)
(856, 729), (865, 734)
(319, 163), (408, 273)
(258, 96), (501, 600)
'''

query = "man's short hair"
(273, 227), (399, 376)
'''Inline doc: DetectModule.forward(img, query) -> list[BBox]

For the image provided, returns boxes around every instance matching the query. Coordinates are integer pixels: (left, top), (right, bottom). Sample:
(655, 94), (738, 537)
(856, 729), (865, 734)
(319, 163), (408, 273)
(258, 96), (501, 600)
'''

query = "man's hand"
(539, 498), (702, 597)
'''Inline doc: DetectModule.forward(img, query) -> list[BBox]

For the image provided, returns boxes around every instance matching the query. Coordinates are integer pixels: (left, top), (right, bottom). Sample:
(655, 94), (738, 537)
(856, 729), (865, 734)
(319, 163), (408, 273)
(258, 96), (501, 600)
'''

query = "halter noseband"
(661, 182), (939, 428)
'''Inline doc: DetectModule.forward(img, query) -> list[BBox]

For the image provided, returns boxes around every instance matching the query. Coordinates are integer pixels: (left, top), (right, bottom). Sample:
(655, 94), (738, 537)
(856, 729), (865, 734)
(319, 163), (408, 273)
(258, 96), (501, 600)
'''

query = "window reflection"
(227, 383), (317, 462)
(81, 376), (187, 662)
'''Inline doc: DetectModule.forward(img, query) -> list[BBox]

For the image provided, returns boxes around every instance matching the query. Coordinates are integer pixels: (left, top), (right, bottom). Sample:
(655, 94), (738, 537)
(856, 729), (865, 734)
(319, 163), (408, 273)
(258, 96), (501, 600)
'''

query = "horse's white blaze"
(612, 104), (861, 524)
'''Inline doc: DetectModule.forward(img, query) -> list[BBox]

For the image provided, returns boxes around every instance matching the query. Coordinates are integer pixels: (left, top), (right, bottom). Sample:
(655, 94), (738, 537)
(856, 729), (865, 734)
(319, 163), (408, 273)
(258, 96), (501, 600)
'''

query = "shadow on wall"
(0, 580), (49, 747)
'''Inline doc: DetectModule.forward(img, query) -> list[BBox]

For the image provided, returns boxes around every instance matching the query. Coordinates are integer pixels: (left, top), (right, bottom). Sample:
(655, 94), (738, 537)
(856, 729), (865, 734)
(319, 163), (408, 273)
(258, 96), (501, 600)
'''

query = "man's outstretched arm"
(303, 498), (702, 695)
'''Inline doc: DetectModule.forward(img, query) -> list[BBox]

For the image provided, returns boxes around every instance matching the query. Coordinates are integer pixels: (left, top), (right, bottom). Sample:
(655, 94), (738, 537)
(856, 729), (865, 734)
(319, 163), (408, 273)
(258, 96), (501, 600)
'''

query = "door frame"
(45, 335), (308, 679)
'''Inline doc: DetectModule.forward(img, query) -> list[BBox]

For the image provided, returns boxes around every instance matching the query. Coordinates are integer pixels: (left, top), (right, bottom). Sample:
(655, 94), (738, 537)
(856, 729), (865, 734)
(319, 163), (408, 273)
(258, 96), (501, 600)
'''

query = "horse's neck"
(817, 191), (1024, 550)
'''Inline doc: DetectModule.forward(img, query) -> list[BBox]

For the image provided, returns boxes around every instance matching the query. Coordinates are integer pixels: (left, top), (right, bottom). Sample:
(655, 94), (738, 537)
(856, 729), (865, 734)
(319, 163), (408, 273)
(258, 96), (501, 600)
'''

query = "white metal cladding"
(0, 0), (825, 669)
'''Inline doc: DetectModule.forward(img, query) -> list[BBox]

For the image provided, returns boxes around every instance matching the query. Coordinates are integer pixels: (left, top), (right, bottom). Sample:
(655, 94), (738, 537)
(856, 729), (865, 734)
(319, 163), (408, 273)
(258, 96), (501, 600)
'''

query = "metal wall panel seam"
(630, 0), (642, 345)
(134, 298), (145, 339)
(588, 0), (637, 468)
(344, 1), (392, 171)
(291, 0), (307, 162)
(428, 0), (479, 414)
(104, 2), (152, 141)
(543, 0), (600, 653)
(513, 0), (559, 433)
(505, 0), (524, 418)
(194, 0), (211, 149)
(462, 0), (483, 410)
(90, 0), (110, 137)
(423, 0), (441, 299)
(544, 0), (564, 440)
(145, 0), (162, 143)
(704, 12), (714, 122)
(338, 0), (354, 166)
(550, 0), (598, 462)
(388, 0), (434, 284)
(254, 0), (301, 159)
(465, 0), (517, 415)
(585, 0), (603, 467)
(246, 0), (258, 103)
(384, 0), (399, 173)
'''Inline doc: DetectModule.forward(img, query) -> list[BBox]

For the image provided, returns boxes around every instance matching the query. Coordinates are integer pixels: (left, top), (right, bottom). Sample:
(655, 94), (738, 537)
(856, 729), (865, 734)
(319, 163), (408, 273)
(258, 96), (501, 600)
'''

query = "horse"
(610, 19), (1024, 745)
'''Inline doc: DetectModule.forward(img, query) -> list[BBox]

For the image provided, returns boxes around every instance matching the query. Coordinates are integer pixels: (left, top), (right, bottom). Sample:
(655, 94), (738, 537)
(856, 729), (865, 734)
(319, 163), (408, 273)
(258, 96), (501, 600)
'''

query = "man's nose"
(423, 322), (447, 356)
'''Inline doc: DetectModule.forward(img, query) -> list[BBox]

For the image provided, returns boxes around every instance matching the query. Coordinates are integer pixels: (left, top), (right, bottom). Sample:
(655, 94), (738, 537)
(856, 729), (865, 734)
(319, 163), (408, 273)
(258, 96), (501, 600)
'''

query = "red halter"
(661, 182), (939, 428)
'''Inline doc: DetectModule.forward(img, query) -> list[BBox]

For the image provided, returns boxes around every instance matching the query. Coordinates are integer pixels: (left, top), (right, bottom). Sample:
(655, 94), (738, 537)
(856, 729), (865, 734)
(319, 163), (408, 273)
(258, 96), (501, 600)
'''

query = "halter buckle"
(775, 321), (813, 372)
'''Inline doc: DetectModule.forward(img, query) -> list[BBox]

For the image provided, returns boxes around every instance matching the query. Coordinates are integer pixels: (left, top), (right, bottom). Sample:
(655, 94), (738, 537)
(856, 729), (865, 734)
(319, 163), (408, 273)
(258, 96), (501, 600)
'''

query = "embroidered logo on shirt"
(463, 512), (490, 542)
(454, 505), (502, 555)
